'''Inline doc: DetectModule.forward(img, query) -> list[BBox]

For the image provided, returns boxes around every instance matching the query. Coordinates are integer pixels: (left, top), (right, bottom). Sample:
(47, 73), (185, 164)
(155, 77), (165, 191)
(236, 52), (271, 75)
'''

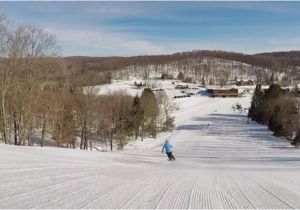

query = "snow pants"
(166, 152), (175, 161)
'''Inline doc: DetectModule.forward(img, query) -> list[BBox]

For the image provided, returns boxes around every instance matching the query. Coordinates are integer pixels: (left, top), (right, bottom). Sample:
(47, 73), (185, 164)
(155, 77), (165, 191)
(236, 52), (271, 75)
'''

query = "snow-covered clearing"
(1, 80), (300, 209)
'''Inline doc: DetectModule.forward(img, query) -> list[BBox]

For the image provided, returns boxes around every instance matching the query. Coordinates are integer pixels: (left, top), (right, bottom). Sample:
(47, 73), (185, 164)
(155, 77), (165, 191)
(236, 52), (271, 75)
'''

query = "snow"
(94, 80), (144, 96)
(1, 79), (300, 209)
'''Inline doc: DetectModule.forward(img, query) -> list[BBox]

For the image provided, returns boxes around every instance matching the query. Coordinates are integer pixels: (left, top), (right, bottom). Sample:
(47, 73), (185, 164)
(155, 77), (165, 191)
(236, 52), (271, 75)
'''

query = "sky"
(1, 1), (300, 56)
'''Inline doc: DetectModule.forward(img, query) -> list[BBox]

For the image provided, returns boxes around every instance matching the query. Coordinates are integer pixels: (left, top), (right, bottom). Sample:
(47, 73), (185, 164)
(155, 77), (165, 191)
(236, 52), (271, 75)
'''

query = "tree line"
(248, 84), (300, 145)
(64, 50), (300, 88)
(65, 50), (300, 75)
(0, 13), (174, 150)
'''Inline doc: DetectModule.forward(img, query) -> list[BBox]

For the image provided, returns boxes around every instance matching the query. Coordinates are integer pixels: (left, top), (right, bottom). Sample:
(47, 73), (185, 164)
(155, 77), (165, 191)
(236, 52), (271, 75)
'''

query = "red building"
(207, 88), (239, 97)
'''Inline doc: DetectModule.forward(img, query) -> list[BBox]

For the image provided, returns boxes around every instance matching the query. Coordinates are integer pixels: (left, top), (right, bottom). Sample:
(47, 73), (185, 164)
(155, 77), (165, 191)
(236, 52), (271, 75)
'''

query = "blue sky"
(1, 1), (300, 56)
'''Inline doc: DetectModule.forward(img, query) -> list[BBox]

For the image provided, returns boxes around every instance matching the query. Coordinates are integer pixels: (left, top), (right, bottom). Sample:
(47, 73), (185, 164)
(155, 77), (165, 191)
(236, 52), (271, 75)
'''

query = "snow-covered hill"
(1, 80), (300, 209)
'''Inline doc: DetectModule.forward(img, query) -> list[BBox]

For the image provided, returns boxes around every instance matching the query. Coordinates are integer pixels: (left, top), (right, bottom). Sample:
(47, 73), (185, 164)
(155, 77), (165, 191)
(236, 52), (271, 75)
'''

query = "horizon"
(63, 49), (300, 58)
(1, 1), (300, 56)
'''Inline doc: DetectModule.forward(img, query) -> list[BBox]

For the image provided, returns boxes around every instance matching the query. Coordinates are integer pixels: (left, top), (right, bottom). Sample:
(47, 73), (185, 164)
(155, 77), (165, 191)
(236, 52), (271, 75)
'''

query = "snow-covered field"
(1, 80), (300, 209)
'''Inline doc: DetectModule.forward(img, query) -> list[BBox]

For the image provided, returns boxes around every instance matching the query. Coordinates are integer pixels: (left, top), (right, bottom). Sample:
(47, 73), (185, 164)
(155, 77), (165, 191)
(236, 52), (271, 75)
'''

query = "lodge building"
(207, 88), (239, 98)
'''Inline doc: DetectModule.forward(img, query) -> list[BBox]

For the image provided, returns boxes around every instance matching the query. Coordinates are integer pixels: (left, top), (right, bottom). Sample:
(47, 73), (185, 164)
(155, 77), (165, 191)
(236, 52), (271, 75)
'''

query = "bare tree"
(156, 90), (175, 131)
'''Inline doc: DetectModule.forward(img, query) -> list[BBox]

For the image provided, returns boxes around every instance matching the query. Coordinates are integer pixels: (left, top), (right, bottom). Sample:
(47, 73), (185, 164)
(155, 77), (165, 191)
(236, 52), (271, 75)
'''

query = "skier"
(162, 140), (175, 161)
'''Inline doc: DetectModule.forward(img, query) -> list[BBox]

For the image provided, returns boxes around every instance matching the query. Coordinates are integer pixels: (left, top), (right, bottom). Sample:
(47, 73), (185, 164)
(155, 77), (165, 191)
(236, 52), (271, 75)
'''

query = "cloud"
(46, 25), (300, 57)
(46, 27), (169, 56)
(3, 2), (300, 56)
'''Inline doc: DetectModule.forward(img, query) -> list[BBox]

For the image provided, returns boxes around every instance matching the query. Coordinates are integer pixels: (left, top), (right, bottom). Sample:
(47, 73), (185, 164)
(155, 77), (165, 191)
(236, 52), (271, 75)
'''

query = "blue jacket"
(162, 143), (173, 153)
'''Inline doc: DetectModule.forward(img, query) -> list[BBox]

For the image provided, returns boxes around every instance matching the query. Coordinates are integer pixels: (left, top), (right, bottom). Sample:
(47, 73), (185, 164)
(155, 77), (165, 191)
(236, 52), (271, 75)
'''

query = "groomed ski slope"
(1, 84), (300, 209)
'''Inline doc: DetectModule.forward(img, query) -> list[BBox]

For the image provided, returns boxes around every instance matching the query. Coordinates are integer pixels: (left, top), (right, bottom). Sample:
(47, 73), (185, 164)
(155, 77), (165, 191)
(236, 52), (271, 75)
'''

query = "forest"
(248, 84), (300, 145)
(0, 13), (174, 150)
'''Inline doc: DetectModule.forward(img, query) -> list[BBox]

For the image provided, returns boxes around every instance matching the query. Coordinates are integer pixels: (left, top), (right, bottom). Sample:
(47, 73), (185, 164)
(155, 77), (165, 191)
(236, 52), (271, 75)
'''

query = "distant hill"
(255, 51), (300, 59)
(63, 50), (300, 87)
(64, 50), (300, 73)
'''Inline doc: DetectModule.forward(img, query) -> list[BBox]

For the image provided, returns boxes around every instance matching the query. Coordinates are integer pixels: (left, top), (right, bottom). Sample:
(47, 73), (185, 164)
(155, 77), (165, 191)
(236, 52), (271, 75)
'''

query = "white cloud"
(45, 26), (300, 57)
(46, 27), (169, 56)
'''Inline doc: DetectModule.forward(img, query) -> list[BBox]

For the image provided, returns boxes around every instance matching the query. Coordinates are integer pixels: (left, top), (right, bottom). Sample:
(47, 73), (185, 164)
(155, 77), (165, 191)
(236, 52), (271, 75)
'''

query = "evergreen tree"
(248, 84), (263, 121)
(270, 73), (275, 85)
(249, 83), (300, 145)
(264, 84), (284, 101)
(268, 104), (284, 136)
(129, 96), (144, 139)
(140, 88), (159, 139)
(292, 130), (300, 146)
(260, 84), (284, 125)
(161, 72), (167, 80)
(177, 72), (185, 81)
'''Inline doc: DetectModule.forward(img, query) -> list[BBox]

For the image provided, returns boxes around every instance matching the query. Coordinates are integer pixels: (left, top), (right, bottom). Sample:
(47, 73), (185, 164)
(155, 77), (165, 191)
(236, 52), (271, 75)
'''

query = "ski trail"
(1, 87), (300, 209)
(0, 167), (92, 198)
(32, 174), (116, 209)
(80, 179), (152, 209)
(78, 182), (128, 209)
(151, 181), (178, 209)
(120, 179), (161, 209)
(231, 175), (256, 208)
(187, 184), (196, 209)
(246, 175), (295, 209)
(0, 171), (100, 209)
(0, 170), (92, 200)
(154, 174), (199, 209)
